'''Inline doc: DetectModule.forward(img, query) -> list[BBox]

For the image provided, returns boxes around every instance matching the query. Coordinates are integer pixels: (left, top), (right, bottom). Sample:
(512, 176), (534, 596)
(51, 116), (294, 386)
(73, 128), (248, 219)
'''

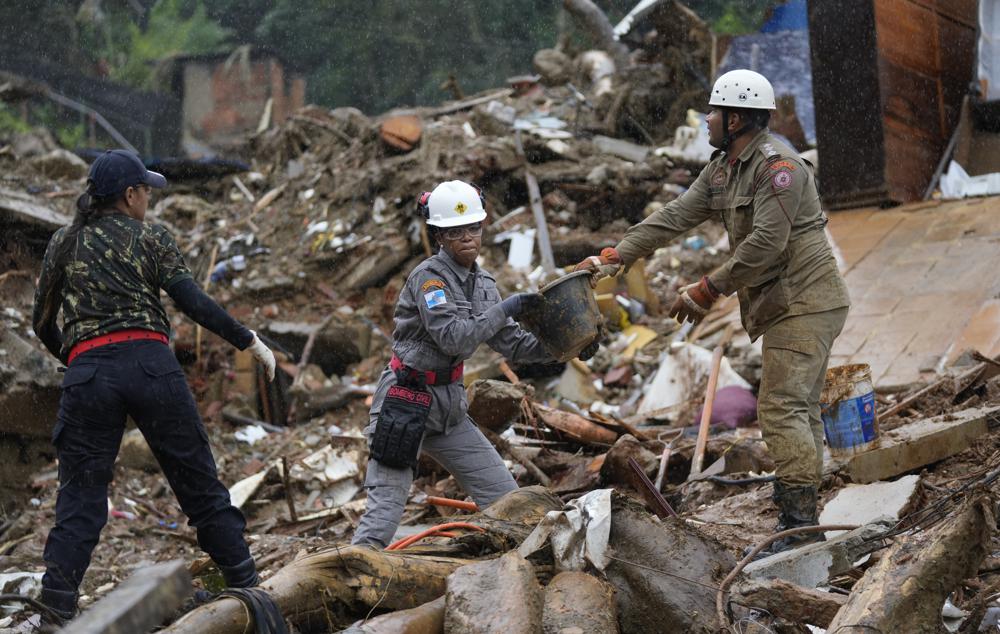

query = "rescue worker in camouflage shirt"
(578, 70), (850, 556)
(32, 150), (277, 624)
(352, 180), (599, 548)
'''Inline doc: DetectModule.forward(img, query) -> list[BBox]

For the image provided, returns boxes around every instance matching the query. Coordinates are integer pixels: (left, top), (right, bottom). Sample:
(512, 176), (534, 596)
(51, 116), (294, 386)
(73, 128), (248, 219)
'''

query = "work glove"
(573, 247), (622, 279)
(668, 276), (720, 325)
(247, 330), (276, 382)
(500, 292), (546, 319)
(577, 339), (600, 361)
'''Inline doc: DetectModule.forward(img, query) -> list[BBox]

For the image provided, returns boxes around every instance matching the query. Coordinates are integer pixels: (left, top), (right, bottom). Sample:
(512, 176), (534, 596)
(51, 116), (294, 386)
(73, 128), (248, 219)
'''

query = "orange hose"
(425, 496), (479, 511)
(386, 522), (486, 551)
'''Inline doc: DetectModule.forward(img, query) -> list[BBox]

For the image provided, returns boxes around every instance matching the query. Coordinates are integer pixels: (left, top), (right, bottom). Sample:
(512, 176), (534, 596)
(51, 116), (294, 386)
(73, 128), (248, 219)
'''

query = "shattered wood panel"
(828, 496), (994, 633)
(808, 0), (886, 209)
(873, 0), (941, 79)
(938, 14), (977, 131)
(883, 117), (943, 203)
(808, 0), (975, 208)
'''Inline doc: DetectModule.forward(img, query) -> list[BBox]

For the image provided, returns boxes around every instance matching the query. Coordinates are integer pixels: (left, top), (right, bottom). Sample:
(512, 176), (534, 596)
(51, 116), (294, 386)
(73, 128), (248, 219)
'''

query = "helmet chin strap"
(719, 107), (753, 151)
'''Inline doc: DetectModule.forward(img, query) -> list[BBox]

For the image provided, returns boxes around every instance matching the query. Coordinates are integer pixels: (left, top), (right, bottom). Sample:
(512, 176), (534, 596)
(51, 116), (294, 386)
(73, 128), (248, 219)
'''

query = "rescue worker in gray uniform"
(352, 180), (598, 548)
(578, 70), (850, 555)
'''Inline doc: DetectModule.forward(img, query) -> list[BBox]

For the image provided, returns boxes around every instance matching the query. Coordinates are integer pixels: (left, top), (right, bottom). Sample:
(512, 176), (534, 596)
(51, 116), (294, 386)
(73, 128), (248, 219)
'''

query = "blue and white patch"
(424, 289), (448, 309)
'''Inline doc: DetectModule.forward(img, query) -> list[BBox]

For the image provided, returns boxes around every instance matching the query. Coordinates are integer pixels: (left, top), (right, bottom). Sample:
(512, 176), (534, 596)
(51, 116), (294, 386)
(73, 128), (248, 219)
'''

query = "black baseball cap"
(88, 149), (167, 197)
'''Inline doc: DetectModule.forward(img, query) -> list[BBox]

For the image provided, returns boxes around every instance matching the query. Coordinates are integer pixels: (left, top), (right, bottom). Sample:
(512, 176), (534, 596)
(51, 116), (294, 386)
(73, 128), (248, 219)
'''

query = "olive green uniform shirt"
(616, 130), (850, 340)
(32, 213), (193, 359)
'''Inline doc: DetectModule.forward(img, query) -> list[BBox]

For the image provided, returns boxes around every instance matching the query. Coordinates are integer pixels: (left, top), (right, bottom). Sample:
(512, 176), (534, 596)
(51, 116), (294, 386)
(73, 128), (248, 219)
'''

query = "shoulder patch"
(421, 278), (445, 292)
(769, 160), (797, 171)
(424, 289), (448, 309)
(772, 170), (794, 190)
(711, 168), (727, 188)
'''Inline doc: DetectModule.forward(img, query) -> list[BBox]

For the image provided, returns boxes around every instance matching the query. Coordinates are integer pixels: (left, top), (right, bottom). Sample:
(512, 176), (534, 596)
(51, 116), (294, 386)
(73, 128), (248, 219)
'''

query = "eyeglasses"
(440, 223), (483, 241)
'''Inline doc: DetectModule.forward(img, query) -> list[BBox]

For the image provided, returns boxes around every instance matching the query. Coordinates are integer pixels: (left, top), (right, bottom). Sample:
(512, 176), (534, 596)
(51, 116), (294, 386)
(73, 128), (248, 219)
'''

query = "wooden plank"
(733, 579), (847, 628)
(877, 58), (943, 140)
(883, 117), (942, 203)
(61, 560), (191, 634)
(936, 14), (976, 130)
(874, 0), (940, 78)
(808, 0), (886, 208)
(934, 0), (977, 27)
(833, 406), (1000, 484)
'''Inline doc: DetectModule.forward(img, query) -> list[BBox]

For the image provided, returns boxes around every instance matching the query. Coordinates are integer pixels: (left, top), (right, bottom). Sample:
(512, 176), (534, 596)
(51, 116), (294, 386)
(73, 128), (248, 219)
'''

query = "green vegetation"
(0, 0), (776, 116)
(112, 0), (231, 87)
(0, 103), (86, 148)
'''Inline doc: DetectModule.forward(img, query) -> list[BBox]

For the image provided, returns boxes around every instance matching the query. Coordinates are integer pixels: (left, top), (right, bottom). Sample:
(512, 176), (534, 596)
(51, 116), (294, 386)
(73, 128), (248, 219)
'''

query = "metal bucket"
(520, 271), (603, 362)
(820, 363), (880, 457)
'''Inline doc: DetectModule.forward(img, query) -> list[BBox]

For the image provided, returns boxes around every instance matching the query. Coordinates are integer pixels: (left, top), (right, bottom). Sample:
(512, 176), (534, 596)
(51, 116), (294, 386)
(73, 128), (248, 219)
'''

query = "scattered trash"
(234, 424), (269, 446)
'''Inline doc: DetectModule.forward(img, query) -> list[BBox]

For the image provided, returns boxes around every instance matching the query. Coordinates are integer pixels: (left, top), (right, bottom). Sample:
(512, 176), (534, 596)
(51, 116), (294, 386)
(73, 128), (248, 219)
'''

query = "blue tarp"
(718, 29), (816, 146)
(761, 0), (808, 33)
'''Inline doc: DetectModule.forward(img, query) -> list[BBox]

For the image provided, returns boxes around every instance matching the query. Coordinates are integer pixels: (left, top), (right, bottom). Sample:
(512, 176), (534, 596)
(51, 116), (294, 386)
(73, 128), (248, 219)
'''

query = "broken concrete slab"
(600, 434), (658, 490)
(117, 429), (159, 473)
(0, 327), (62, 437)
(592, 135), (649, 163)
(831, 406), (1000, 484)
(262, 319), (367, 377)
(466, 379), (530, 433)
(819, 475), (921, 539)
(28, 149), (88, 180)
(743, 523), (888, 589)
(543, 571), (618, 634)
(554, 361), (599, 404)
(60, 559), (191, 634)
(0, 186), (72, 232)
(606, 497), (734, 633)
(445, 551), (543, 634)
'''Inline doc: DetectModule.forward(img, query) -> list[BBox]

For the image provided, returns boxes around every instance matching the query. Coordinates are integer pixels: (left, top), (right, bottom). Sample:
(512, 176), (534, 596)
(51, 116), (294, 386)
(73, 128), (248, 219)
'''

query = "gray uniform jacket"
(369, 249), (551, 434)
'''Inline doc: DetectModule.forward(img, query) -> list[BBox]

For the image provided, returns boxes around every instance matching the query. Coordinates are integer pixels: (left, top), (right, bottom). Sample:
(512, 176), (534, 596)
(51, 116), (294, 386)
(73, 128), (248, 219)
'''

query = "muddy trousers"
(352, 417), (518, 548)
(758, 307), (848, 488)
(42, 341), (252, 600)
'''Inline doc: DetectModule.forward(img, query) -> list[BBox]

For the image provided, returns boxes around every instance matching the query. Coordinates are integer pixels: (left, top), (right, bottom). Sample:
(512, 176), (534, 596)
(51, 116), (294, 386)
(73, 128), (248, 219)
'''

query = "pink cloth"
(694, 386), (757, 429)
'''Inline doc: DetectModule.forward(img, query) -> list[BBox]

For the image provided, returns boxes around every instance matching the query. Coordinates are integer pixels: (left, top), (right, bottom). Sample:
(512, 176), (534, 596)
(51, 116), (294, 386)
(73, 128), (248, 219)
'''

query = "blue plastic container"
(820, 364), (880, 457)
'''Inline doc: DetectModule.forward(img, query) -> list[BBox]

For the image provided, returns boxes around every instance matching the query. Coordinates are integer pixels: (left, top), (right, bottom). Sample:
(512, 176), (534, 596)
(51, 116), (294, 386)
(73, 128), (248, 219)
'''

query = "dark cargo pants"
(758, 307), (849, 487)
(42, 341), (251, 596)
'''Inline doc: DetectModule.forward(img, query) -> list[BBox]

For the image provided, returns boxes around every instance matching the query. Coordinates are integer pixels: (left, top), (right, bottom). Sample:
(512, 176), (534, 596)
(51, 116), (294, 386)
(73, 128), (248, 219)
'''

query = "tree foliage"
(1, 0), (777, 114)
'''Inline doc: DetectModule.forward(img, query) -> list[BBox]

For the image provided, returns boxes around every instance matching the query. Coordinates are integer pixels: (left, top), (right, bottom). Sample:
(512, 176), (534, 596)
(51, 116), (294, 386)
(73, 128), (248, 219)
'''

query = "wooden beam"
(733, 579), (847, 628)
(61, 560), (191, 634)
(828, 495), (994, 633)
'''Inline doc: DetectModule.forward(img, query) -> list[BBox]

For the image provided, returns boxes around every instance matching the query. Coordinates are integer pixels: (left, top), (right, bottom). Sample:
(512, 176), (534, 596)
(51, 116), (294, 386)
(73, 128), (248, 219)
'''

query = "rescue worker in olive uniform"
(352, 180), (598, 548)
(578, 70), (850, 554)
(32, 150), (277, 622)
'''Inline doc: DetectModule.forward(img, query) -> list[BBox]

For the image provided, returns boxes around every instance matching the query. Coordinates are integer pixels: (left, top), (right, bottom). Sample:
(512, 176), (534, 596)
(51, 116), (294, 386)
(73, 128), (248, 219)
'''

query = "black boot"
(752, 482), (823, 559)
(190, 557), (260, 606)
(220, 557), (260, 588)
(38, 587), (77, 631)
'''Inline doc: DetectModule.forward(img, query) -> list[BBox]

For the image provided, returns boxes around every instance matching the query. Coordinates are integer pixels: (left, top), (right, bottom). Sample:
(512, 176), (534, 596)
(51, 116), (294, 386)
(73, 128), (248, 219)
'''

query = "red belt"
(68, 328), (169, 364)
(390, 355), (463, 386)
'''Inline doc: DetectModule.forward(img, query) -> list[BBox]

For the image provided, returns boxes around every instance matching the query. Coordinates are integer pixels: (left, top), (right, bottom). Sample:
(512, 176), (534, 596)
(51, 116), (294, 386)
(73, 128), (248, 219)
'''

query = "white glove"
(247, 330), (276, 382)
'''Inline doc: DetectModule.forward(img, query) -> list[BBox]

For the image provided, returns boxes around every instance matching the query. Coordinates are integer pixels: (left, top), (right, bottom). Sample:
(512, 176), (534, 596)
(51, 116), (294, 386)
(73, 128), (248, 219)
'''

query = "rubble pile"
(3, 4), (1000, 632)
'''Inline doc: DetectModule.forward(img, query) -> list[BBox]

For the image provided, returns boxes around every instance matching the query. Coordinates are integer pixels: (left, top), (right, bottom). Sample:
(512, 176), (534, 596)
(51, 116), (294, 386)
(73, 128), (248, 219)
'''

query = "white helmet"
(424, 180), (487, 228)
(709, 70), (776, 110)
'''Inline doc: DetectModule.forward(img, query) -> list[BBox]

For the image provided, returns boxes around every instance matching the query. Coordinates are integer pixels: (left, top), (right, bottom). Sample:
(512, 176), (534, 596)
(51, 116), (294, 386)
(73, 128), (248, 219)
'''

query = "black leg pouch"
(370, 384), (431, 469)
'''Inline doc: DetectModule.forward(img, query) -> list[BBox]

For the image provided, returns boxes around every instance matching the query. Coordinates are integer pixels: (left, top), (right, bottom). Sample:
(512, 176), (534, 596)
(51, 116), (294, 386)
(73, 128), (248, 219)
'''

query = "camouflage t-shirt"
(35, 213), (193, 356)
